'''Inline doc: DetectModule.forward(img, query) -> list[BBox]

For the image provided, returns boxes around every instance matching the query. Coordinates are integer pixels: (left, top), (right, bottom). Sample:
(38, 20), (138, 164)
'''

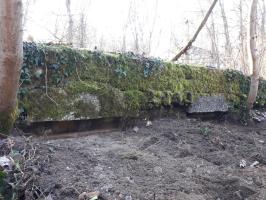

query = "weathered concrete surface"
(188, 95), (229, 113)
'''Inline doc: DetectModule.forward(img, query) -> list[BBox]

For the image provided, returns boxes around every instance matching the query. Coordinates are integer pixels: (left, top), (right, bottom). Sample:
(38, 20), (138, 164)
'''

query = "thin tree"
(185, 19), (190, 63)
(129, 0), (140, 54)
(247, 0), (260, 109)
(22, 0), (36, 29)
(0, 0), (23, 133)
(78, 13), (87, 48)
(238, 0), (250, 74)
(219, 0), (232, 65)
(146, 0), (158, 55)
(261, 0), (266, 78)
(261, 0), (265, 42)
(171, 0), (218, 62)
(66, 0), (73, 45)
(210, 14), (220, 67)
(204, 8), (220, 68)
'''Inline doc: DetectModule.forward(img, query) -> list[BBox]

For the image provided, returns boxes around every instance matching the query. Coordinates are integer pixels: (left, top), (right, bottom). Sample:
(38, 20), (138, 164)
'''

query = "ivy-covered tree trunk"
(0, 0), (23, 133)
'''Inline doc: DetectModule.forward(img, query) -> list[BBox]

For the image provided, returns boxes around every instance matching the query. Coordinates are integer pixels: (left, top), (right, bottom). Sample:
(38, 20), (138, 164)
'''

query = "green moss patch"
(0, 107), (18, 133)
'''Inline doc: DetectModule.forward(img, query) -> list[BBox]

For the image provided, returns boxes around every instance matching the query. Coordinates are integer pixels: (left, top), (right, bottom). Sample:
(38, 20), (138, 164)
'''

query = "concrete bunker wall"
(18, 43), (266, 122)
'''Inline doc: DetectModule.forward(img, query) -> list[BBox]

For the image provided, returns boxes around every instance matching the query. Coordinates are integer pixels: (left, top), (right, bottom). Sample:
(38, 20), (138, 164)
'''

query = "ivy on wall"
(21, 42), (165, 91)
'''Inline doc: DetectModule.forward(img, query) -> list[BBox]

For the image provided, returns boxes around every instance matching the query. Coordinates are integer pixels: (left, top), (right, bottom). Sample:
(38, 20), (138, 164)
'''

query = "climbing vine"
(21, 42), (84, 88)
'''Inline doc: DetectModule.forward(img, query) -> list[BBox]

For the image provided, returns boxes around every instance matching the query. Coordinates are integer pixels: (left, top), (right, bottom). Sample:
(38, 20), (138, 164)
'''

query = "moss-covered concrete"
(17, 43), (266, 122)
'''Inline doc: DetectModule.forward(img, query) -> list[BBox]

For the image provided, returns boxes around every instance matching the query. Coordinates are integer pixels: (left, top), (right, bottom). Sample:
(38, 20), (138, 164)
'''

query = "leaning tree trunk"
(171, 0), (218, 61)
(0, 0), (23, 133)
(247, 0), (259, 110)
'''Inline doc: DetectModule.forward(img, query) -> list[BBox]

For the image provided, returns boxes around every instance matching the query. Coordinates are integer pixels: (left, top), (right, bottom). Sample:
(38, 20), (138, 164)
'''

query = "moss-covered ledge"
(17, 42), (266, 122)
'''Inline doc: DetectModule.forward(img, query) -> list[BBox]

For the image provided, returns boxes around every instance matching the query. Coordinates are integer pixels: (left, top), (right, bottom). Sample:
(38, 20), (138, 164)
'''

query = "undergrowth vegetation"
(0, 137), (41, 200)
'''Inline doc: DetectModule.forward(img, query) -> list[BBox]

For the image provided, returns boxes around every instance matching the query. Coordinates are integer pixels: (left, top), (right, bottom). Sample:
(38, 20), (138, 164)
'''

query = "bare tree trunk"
(98, 35), (106, 51)
(121, 2), (132, 53)
(0, 0), (23, 133)
(261, 0), (265, 40)
(171, 0), (218, 62)
(198, 1), (220, 68)
(209, 13), (220, 68)
(128, 0), (141, 54)
(22, 0), (35, 29)
(78, 13), (86, 48)
(133, 29), (140, 53)
(185, 19), (190, 64)
(121, 34), (126, 52)
(66, 0), (73, 45)
(261, 0), (266, 78)
(146, 0), (158, 55)
(239, 0), (249, 74)
(239, 0), (245, 69)
(219, 0), (232, 65)
(261, 0), (266, 45)
(247, 0), (259, 109)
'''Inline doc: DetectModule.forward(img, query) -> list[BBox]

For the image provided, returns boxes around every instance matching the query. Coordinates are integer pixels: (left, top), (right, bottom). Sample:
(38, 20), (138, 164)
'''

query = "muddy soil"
(20, 117), (266, 200)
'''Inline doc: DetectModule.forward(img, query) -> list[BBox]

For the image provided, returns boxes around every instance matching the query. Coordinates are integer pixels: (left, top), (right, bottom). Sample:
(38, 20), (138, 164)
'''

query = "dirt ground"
(9, 116), (266, 200)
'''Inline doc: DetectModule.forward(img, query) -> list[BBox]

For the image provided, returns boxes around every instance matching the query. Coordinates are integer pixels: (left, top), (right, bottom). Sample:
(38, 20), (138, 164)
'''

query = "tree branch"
(171, 0), (218, 62)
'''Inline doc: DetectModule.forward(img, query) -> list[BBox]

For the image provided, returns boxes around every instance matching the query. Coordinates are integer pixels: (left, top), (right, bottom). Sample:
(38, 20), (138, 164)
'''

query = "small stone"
(240, 159), (247, 168)
(0, 156), (14, 171)
(250, 161), (259, 167)
(29, 166), (39, 173)
(78, 191), (100, 200)
(99, 174), (105, 179)
(94, 165), (103, 171)
(133, 126), (139, 133)
(125, 195), (132, 200)
(146, 121), (152, 127)
(126, 176), (134, 183)
(101, 184), (113, 192)
(154, 166), (163, 174)
(185, 167), (193, 175)
(78, 192), (88, 200)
